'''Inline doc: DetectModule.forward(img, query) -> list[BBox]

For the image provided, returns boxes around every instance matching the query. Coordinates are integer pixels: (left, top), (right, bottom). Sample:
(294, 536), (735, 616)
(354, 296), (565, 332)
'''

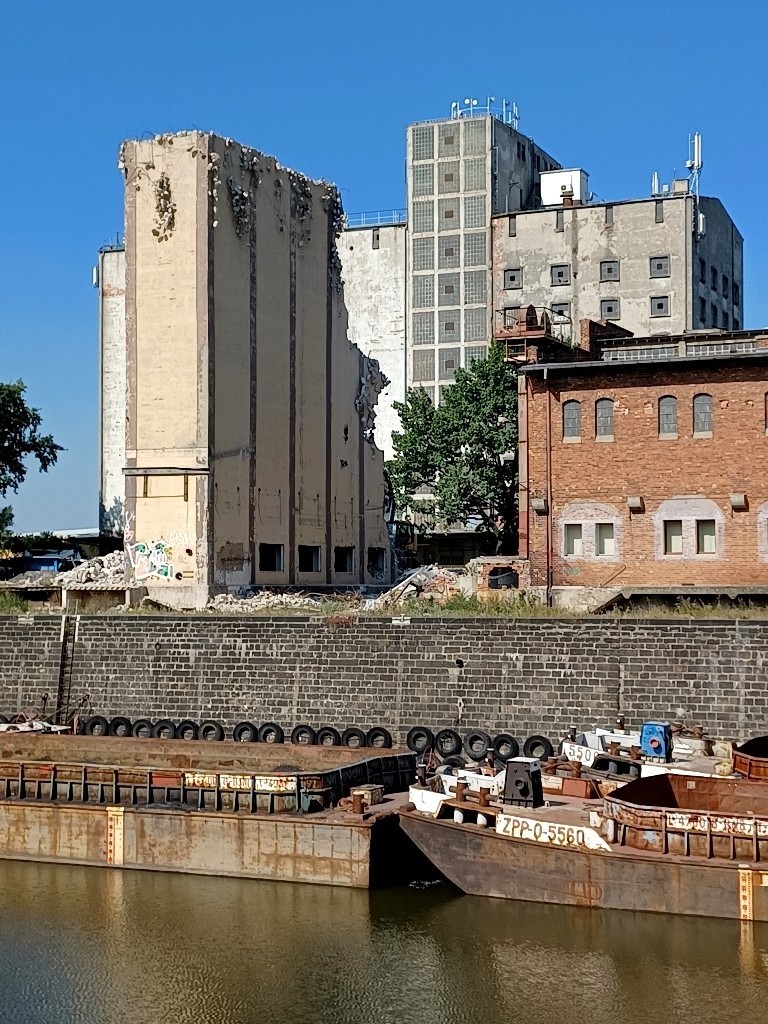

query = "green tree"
(388, 344), (518, 552)
(0, 380), (62, 502)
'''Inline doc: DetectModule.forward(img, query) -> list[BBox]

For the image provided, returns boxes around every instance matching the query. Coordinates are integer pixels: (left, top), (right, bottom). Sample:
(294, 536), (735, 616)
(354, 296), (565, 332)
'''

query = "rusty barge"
(0, 735), (422, 888)
(400, 759), (768, 920)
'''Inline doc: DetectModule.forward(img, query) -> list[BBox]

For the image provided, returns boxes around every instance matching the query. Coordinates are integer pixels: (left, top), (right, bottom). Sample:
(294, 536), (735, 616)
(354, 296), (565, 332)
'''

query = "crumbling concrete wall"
(98, 247), (126, 536)
(121, 132), (391, 606)
(339, 225), (406, 461)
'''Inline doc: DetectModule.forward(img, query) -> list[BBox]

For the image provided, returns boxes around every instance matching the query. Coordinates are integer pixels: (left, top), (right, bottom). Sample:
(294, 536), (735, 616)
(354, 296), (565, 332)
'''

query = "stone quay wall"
(1, 615), (767, 743)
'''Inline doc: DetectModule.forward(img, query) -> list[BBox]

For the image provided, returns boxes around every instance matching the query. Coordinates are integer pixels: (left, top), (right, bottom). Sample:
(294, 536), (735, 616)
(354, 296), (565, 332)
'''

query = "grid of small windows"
(463, 232), (487, 267)
(438, 198), (460, 232)
(464, 270), (487, 305)
(438, 311), (460, 343)
(464, 308), (486, 341)
(650, 295), (670, 317)
(412, 237), (434, 272)
(551, 264), (571, 286)
(464, 195), (486, 229)
(438, 273), (460, 306)
(464, 157), (486, 191)
(463, 119), (486, 155)
(412, 350), (435, 383)
(687, 341), (755, 356)
(412, 125), (434, 161)
(438, 161), (460, 194)
(413, 275), (435, 309)
(413, 164), (434, 196)
(439, 347), (460, 380)
(551, 302), (570, 322)
(600, 260), (620, 282)
(412, 201), (434, 234)
(438, 235), (460, 270)
(603, 346), (678, 362)
(412, 312), (435, 345)
(601, 298), (620, 320)
(658, 396), (677, 436)
(693, 393), (713, 434)
(596, 398), (614, 438)
(465, 345), (487, 366)
(438, 124), (460, 157)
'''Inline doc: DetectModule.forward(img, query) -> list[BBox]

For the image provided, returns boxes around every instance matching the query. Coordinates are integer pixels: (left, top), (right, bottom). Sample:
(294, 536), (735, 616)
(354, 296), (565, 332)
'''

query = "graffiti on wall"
(127, 540), (174, 582)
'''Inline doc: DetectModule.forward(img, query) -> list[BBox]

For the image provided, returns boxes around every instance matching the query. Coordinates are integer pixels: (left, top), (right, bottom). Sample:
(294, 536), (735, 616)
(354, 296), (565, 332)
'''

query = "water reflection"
(1, 863), (767, 1024)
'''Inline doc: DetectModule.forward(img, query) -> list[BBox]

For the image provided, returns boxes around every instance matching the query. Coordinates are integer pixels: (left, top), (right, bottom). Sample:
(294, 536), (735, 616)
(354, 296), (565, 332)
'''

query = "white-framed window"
(595, 523), (615, 556)
(564, 523), (583, 556)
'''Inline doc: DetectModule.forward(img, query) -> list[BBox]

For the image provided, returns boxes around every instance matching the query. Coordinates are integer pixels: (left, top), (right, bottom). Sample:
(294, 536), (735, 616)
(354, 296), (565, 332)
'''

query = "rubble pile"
(208, 591), (327, 614)
(55, 551), (126, 587)
(369, 565), (463, 609)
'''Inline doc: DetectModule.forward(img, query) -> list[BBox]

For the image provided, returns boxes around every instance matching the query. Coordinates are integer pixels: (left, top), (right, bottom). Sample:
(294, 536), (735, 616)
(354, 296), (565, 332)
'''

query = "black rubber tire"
(258, 722), (284, 744)
(131, 718), (152, 738)
(151, 719), (176, 739)
(366, 727), (393, 749)
(522, 734), (554, 760)
(441, 754), (466, 769)
(0, 715), (9, 725)
(199, 720), (225, 742)
(232, 721), (258, 743)
(108, 716), (132, 738)
(406, 726), (435, 754)
(492, 733), (520, 761)
(316, 726), (341, 746)
(341, 727), (367, 748)
(84, 715), (110, 737)
(434, 728), (462, 757)
(464, 730), (492, 761)
(290, 724), (317, 746)
(175, 719), (199, 741)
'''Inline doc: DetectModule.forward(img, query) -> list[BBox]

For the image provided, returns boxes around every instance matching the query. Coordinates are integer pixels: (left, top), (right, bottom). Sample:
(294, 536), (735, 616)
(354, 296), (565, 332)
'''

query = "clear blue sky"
(1, 0), (766, 533)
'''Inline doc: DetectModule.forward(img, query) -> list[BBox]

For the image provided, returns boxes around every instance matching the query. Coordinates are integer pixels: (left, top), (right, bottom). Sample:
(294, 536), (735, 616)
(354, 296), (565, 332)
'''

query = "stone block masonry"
(2, 615), (768, 743)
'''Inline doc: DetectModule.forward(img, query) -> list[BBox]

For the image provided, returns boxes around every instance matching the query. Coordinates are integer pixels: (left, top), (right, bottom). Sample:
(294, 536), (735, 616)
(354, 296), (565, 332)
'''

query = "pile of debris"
(367, 565), (463, 609)
(208, 591), (327, 614)
(55, 551), (126, 587)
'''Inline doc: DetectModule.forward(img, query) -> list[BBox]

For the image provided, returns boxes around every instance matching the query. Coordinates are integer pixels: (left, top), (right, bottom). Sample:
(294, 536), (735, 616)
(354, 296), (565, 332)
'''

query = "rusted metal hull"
(400, 812), (768, 920)
(0, 799), (420, 888)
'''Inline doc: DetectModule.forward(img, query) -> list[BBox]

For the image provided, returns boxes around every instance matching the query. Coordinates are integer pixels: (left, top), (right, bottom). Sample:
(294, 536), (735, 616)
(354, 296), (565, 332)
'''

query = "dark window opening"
(259, 543), (284, 572)
(334, 546), (354, 573)
(298, 545), (321, 572)
(372, 229), (380, 250)
(367, 547), (387, 578)
(655, 200), (664, 223)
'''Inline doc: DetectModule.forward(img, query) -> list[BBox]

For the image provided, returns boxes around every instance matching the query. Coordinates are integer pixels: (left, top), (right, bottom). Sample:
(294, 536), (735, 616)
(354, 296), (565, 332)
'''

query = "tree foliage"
(387, 344), (518, 551)
(0, 381), (62, 497)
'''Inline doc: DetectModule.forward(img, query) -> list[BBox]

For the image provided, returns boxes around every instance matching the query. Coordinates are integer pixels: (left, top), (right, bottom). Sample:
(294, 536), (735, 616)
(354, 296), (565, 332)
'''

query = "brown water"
(2, 861), (768, 1023)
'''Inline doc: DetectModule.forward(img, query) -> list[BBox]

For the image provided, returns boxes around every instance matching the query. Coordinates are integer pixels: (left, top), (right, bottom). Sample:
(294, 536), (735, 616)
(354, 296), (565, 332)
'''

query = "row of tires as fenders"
(27, 714), (557, 764)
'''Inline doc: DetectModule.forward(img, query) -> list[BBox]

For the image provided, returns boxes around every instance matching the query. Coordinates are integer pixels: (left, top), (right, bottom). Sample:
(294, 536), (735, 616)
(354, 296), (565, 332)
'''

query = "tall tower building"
(405, 100), (560, 403)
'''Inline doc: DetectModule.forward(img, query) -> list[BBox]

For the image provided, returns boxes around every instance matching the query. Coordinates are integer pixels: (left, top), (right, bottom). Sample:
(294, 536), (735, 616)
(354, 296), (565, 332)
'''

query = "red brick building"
(514, 314), (768, 608)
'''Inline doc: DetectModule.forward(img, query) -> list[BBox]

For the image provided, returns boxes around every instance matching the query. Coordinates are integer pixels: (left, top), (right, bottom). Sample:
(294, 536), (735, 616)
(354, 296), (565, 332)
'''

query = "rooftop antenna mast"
(685, 131), (704, 238)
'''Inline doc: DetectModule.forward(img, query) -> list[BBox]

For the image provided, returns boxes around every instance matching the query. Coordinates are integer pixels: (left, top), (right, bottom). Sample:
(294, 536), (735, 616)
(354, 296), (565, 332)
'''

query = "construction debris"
(208, 591), (327, 613)
(367, 565), (463, 609)
(55, 551), (126, 587)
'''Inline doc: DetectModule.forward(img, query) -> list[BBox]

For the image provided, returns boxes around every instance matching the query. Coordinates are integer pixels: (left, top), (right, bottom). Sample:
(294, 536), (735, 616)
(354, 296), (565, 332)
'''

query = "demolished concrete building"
(111, 131), (391, 608)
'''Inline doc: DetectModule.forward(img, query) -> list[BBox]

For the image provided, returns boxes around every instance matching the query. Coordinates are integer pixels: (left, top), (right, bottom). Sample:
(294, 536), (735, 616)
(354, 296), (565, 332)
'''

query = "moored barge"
(0, 734), (420, 888)
(400, 760), (768, 920)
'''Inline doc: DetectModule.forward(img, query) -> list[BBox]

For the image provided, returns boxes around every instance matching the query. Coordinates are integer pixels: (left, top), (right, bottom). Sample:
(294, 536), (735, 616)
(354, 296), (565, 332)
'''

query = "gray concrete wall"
(339, 225), (406, 461)
(4, 615), (768, 744)
(98, 248), (126, 536)
(695, 197), (744, 330)
(493, 195), (694, 338)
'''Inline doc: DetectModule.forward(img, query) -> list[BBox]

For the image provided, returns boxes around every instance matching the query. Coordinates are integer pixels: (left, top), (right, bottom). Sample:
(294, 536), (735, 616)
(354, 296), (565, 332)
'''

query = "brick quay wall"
(1, 615), (767, 742)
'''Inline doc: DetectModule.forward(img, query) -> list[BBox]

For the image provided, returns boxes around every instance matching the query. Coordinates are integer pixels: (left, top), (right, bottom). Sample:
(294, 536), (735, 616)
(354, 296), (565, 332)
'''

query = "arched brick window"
(658, 395), (678, 436)
(595, 398), (614, 438)
(563, 400), (581, 439)
(693, 393), (713, 435)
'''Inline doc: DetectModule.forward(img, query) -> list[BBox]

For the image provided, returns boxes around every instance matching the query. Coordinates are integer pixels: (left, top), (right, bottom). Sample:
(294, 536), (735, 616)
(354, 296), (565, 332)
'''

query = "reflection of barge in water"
(0, 735), (421, 888)
(400, 758), (768, 920)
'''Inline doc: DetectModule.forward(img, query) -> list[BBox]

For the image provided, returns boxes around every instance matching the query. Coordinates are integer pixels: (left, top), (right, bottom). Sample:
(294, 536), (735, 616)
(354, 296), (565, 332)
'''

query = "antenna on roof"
(685, 131), (704, 238)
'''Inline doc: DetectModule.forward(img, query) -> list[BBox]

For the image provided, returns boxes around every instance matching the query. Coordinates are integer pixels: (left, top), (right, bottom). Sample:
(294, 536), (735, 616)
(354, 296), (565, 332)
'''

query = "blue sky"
(1, 0), (765, 532)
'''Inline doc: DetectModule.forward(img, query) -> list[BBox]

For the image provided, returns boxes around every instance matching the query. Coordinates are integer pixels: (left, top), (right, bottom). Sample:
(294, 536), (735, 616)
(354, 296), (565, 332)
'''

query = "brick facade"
(520, 346), (768, 591)
(2, 615), (768, 743)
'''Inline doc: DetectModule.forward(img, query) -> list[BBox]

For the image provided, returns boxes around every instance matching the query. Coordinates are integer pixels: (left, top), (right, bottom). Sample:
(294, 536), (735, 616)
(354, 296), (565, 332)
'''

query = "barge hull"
(400, 813), (768, 920)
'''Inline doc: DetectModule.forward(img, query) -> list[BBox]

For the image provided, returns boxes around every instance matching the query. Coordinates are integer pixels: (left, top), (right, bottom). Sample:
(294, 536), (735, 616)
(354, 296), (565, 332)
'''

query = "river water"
(2, 861), (768, 1024)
